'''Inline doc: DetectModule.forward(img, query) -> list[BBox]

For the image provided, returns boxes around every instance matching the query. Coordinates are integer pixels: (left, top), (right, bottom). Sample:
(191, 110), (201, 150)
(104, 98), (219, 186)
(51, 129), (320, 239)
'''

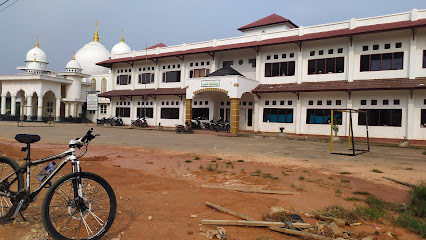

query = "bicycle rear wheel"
(41, 172), (116, 240)
(0, 156), (24, 220)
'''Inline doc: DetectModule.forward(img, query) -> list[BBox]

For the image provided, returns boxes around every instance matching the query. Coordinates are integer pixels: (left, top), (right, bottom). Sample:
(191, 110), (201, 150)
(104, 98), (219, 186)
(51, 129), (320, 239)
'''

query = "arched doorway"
(43, 91), (56, 120)
(192, 89), (230, 122)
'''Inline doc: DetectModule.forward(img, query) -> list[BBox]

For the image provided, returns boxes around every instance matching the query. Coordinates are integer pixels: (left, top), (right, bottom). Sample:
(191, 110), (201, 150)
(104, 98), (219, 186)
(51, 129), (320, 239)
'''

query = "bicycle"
(0, 128), (117, 240)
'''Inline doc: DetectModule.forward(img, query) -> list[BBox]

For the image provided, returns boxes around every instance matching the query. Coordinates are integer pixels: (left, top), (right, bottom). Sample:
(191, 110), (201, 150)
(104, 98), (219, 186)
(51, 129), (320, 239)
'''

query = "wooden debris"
(314, 213), (347, 227)
(382, 176), (415, 188)
(205, 202), (333, 240)
(201, 220), (311, 229)
(201, 185), (300, 195)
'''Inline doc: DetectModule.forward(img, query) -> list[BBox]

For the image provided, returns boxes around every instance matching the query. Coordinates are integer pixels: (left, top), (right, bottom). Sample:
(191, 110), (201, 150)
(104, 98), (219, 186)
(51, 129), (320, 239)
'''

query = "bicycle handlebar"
(79, 128), (99, 145)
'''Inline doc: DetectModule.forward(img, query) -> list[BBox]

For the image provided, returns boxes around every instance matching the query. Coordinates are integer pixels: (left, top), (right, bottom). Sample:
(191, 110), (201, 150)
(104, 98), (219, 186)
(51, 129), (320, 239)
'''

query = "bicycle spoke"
(81, 212), (93, 236)
(90, 210), (105, 226)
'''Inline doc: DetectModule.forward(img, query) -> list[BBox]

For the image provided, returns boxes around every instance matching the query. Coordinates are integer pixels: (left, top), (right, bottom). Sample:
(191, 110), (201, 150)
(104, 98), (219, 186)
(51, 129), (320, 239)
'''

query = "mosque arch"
(91, 78), (97, 92)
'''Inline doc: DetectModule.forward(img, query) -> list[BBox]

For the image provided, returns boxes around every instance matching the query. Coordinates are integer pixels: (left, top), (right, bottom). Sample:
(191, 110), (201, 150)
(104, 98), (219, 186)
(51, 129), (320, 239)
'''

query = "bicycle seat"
(15, 134), (41, 144)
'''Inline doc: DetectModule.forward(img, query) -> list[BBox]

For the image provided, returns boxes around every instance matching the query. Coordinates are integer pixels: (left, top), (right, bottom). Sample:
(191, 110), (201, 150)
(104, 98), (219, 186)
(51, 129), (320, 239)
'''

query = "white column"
(26, 95), (33, 120)
(408, 34), (417, 80)
(70, 103), (76, 118)
(1, 95), (6, 115)
(296, 51), (303, 84)
(256, 51), (262, 82)
(37, 96), (43, 120)
(295, 94), (302, 134)
(406, 92), (415, 140)
(11, 95), (16, 116)
(180, 62), (186, 89)
(155, 63), (160, 89)
(347, 40), (355, 82)
(179, 98), (185, 124)
(55, 97), (61, 121)
(64, 102), (69, 117)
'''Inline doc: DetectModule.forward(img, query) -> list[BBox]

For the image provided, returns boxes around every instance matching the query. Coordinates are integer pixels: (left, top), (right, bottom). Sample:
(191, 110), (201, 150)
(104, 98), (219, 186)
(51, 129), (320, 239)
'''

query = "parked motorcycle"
(131, 118), (148, 128)
(175, 121), (194, 134)
(110, 116), (123, 126)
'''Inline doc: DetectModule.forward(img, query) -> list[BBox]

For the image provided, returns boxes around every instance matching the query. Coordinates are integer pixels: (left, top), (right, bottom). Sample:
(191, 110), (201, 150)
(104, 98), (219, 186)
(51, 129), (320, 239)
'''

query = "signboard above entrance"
(86, 93), (98, 111)
(201, 80), (220, 87)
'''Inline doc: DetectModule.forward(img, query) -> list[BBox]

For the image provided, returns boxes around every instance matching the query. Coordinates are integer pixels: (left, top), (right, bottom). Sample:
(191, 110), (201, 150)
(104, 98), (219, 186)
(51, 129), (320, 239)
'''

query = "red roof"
(145, 43), (167, 49)
(251, 78), (426, 93)
(97, 18), (426, 68)
(238, 14), (297, 31)
(98, 88), (186, 98)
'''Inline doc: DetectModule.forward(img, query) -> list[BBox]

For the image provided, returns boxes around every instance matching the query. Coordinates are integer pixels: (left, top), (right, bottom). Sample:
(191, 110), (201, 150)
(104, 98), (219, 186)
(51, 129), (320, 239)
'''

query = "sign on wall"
(86, 93), (98, 111)
(201, 80), (220, 87)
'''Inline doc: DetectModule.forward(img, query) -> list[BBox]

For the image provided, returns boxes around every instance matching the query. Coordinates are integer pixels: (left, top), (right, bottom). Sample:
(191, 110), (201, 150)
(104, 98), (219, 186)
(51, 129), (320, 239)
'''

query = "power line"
(0, 0), (19, 14)
(0, 0), (10, 7)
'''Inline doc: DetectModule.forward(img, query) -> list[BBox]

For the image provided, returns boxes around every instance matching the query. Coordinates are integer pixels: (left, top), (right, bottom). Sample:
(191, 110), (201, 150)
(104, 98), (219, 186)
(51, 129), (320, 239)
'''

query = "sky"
(0, 0), (426, 75)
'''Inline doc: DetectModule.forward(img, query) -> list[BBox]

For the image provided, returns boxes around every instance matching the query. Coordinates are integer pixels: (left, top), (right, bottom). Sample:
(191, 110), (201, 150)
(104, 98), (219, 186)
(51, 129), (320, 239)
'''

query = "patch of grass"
(422, 151), (426, 155)
(353, 191), (371, 196)
(372, 169), (384, 173)
(206, 164), (215, 172)
(303, 170), (309, 173)
(298, 176), (305, 180)
(286, 170), (293, 172)
(199, 165), (203, 169)
(255, 169), (261, 174)
(335, 188), (342, 194)
(216, 157), (222, 160)
(317, 205), (359, 221)
(211, 160), (216, 163)
(341, 179), (350, 183)
(339, 171), (351, 175)
(345, 197), (364, 202)
(194, 156), (200, 160)
(405, 167), (414, 170)
(185, 160), (192, 163)
(240, 168), (245, 172)
(262, 173), (279, 180)
(281, 171), (289, 176)
(225, 161), (234, 169)
(396, 212), (426, 238)
(328, 176), (334, 180)
(237, 159), (245, 162)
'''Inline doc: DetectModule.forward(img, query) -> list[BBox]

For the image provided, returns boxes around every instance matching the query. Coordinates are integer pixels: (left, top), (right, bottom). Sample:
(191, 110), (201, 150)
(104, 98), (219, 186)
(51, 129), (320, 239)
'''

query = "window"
(47, 102), (53, 113)
(116, 75), (131, 85)
(272, 101), (276, 105)
(91, 78), (96, 91)
(421, 109), (426, 127)
(287, 100), (292, 105)
(273, 55), (278, 59)
(139, 73), (155, 84)
(395, 42), (402, 48)
(137, 108), (154, 118)
(336, 100), (341, 105)
(363, 46), (368, 51)
(360, 52), (404, 71)
(115, 107), (130, 117)
(306, 109), (342, 124)
(192, 108), (209, 119)
(317, 100), (322, 105)
(282, 54), (286, 59)
(310, 51), (315, 56)
(101, 78), (107, 93)
(263, 108), (293, 123)
(265, 101), (269, 105)
(289, 53), (294, 58)
(205, 101), (208, 105)
(328, 49), (333, 54)
(162, 71), (181, 83)
(190, 68), (210, 78)
(361, 100), (367, 105)
(308, 100), (313, 105)
(308, 57), (344, 74)
(280, 101), (284, 105)
(264, 61), (295, 77)
(161, 108), (179, 119)
(371, 100), (377, 105)
(100, 104), (107, 114)
(423, 50), (426, 68)
(385, 43), (390, 49)
(223, 61), (233, 67)
(338, 48), (343, 53)
(373, 45), (379, 50)
(327, 100), (332, 105)
(248, 58), (256, 67)
(359, 109), (402, 127)
(383, 100), (389, 105)
(394, 99), (400, 105)
(319, 50), (324, 55)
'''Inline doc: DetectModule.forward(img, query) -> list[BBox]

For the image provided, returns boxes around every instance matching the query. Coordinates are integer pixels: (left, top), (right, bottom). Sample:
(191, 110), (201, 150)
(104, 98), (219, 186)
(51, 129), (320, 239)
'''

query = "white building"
(1, 9), (426, 142)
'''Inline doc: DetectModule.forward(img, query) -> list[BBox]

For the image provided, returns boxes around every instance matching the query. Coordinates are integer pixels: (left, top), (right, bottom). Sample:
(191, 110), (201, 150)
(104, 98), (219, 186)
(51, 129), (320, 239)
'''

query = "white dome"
(75, 41), (110, 75)
(27, 61), (42, 70)
(111, 41), (131, 56)
(65, 59), (82, 69)
(25, 46), (47, 63)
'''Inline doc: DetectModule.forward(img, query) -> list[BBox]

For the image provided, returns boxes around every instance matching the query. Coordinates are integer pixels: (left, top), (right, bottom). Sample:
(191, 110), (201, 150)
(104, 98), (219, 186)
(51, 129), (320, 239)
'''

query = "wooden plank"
(201, 220), (311, 229)
(205, 202), (333, 240)
(201, 185), (300, 195)
(382, 176), (415, 188)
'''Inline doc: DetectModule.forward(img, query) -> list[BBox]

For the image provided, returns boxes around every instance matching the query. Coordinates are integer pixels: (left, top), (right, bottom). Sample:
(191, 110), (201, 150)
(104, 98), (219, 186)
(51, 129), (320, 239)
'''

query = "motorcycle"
(175, 121), (194, 134)
(110, 116), (123, 126)
(131, 118), (148, 128)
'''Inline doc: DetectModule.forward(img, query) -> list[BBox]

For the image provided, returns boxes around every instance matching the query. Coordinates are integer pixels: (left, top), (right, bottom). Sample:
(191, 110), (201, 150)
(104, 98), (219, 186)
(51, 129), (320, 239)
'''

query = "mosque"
(1, 9), (426, 142)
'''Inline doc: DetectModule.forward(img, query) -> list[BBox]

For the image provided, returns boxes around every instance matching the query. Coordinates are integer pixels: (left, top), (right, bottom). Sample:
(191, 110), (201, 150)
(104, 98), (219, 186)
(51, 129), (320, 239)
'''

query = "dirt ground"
(0, 124), (425, 240)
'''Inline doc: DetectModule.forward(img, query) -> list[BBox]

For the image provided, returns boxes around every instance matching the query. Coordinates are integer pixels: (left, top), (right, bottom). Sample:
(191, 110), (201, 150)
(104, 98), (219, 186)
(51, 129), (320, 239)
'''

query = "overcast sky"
(1, 0), (426, 75)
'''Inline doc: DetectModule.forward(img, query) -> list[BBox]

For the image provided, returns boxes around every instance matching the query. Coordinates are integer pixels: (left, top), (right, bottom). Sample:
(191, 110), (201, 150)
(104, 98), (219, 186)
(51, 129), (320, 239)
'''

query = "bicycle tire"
(41, 172), (116, 240)
(0, 156), (24, 220)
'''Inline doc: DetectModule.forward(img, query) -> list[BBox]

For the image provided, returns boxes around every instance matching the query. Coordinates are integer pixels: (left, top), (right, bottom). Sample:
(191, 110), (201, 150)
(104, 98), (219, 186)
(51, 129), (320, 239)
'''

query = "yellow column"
(185, 99), (192, 123)
(230, 98), (240, 134)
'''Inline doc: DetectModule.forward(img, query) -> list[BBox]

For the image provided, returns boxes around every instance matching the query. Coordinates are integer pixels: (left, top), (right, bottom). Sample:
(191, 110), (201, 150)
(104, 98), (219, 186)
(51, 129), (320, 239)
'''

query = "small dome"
(27, 61), (42, 70)
(25, 43), (47, 63)
(75, 41), (110, 75)
(111, 41), (131, 56)
(65, 59), (82, 69)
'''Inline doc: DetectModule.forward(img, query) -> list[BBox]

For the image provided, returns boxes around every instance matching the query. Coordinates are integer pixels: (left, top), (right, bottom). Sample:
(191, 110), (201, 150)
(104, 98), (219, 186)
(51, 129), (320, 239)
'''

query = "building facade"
(1, 9), (425, 141)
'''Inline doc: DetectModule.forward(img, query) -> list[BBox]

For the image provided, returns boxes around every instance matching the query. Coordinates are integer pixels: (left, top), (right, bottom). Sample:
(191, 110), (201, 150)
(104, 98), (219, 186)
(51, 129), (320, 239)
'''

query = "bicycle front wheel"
(0, 156), (24, 220)
(41, 172), (117, 240)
